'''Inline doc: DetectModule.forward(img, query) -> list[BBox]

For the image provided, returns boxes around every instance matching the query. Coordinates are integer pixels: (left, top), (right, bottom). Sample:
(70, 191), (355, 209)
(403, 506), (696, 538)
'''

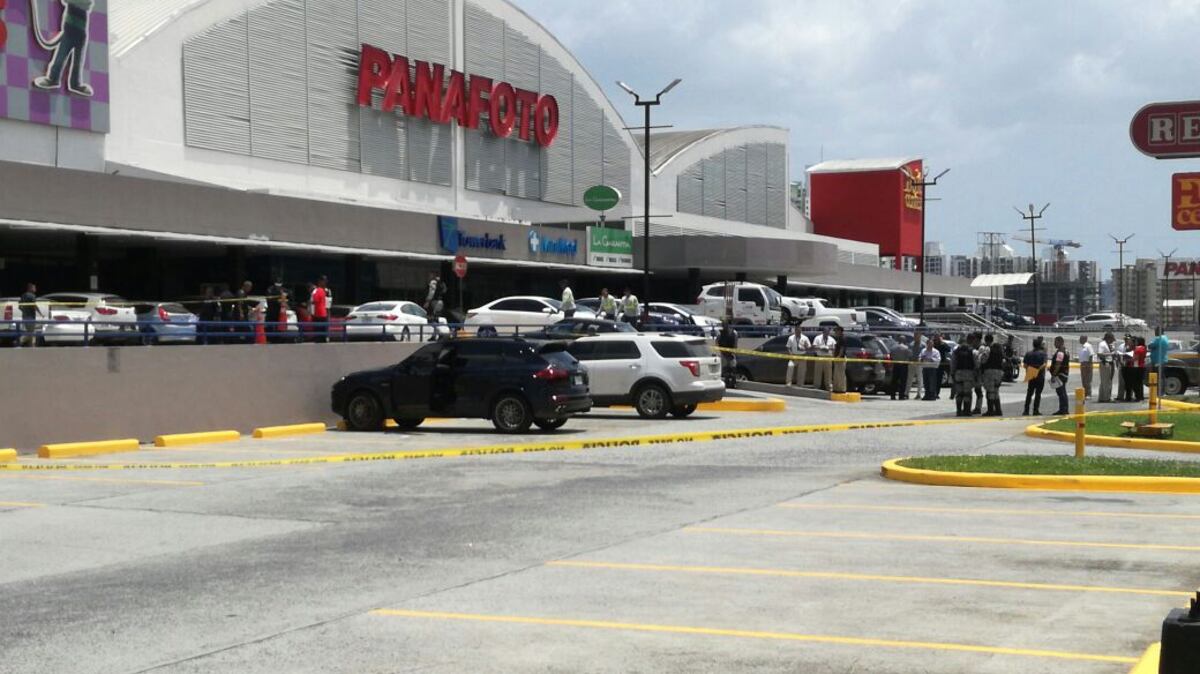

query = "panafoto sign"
(587, 227), (634, 268)
(357, 44), (559, 147)
(1130, 100), (1200, 160)
(1172, 172), (1200, 231)
(0, 0), (110, 132)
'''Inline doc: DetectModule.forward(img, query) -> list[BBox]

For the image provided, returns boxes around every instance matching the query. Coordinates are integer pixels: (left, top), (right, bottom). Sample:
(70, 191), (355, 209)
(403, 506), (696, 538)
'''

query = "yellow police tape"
(714, 345), (928, 367)
(0, 416), (1018, 472)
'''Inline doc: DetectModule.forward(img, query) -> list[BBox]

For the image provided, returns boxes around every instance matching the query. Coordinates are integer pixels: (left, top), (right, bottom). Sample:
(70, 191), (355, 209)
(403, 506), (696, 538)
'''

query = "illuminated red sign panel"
(1130, 100), (1200, 159)
(356, 44), (559, 147)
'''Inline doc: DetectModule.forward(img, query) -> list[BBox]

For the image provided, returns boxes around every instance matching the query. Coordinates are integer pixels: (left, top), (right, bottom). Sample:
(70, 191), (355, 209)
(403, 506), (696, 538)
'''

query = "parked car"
(1161, 346), (1200, 396)
(1053, 315), (1080, 329)
(344, 301), (449, 341)
(36, 293), (139, 345)
(791, 298), (865, 326)
(989, 306), (1034, 328)
(523, 317), (635, 341)
(573, 298), (690, 331)
(332, 338), (592, 433)
(646, 302), (721, 336)
(736, 332), (891, 394)
(1, 297), (20, 346)
(130, 302), (199, 344)
(465, 296), (596, 334)
(696, 282), (783, 326)
(1073, 312), (1147, 331)
(856, 306), (918, 328)
(567, 334), (724, 417)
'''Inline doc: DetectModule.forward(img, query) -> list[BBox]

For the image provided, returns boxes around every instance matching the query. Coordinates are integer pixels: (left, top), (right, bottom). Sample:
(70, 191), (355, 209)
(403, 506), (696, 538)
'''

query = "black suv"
(332, 338), (592, 433)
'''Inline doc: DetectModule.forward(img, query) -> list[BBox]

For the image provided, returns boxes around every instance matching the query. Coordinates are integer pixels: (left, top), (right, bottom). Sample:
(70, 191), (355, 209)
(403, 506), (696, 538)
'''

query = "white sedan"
(37, 293), (139, 345)
(345, 301), (448, 341)
(465, 296), (595, 334)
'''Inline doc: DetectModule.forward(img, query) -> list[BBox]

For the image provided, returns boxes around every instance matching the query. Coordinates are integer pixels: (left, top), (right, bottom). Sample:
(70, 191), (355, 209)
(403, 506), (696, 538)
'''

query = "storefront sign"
(527, 230), (578, 257)
(1172, 172), (1200, 231)
(1131, 100), (1200, 159)
(438, 216), (506, 254)
(587, 227), (634, 268)
(583, 185), (621, 211)
(1162, 259), (1200, 277)
(0, 0), (110, 132)
(902, 164), (924, 210)
(357, 44), (559, 147)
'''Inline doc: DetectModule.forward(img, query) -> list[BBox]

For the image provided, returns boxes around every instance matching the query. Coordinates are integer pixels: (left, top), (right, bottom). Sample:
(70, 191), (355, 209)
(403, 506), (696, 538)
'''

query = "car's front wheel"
(781, 308), (793, 325)
(671, 403), (698, 418)
(345, 391), (384, 431)
(634, 383), (671, 419)
(533, 417), (568, 431)
(492, 395), (533, 433)
(1162, 372), (1186, 397)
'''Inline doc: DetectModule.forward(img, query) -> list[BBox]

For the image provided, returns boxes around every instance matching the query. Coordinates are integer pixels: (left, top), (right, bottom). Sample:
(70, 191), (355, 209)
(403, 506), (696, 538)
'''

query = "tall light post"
(901, 165), (949, 325)
(1158, 247), (1178, 329)
(1014, 203), (1050, 321)
(617, 78), (682, 305)
(1109, 233), (1134, 315)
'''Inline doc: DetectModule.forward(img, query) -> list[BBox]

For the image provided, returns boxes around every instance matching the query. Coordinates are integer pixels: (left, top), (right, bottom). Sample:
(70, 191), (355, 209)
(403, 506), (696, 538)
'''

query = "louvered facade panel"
(724, 146), (748, 223)
(406, 0), (450, 63)
(701, 154), (726, 220)
(247, 0), (308, 164)
(766, 142), (787, 227)
(306, 0), (359, 171)
(539, 57), (573, 205)
(746, 143), (768, 225)
(602, 117), (630, 205)
(571, 82), (603, 201)
(357, 0), (407, 55)
(464, 2), (505, 192)
(409, 120), (453, 186)
(183, 17), (251, 155)
(503, 26), (541, 197)
(677, 164), (703, 215)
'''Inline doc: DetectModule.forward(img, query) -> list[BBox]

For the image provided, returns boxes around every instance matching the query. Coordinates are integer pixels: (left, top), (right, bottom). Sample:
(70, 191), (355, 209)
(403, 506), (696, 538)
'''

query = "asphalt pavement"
(1, 375), (1195, 673)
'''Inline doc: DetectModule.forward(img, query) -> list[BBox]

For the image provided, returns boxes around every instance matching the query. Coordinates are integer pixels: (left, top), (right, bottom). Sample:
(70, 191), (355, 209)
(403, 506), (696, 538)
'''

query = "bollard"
(1159, 592), (1200, 674)
(1074, 388), (1086, 459)
(1150, 371), (1159, 425)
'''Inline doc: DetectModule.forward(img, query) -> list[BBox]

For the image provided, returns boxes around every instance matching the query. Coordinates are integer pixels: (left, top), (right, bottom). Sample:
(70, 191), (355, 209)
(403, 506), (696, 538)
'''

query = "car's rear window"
(541, 350), (578, 368)
(356, 303), (397, 312)
(652, 340), (713, 358)
(161, 303), (190, 314)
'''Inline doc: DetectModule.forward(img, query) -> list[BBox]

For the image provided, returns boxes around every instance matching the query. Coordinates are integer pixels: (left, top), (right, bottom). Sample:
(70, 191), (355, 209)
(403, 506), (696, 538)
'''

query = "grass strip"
(899, 455), (1200, 478)
(1043, 411), (1200, 441)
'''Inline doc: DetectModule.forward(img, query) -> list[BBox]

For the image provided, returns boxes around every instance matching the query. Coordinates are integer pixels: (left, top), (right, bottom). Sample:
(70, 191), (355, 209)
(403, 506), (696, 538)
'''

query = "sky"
(517, 0), (1200, 274)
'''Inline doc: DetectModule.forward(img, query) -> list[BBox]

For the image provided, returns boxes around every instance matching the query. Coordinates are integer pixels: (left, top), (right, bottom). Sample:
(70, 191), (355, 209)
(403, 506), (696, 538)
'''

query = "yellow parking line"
(685, 527), (1200, 552)
(0, 501), (45, 508)
(779, 503), (1200, 521)
(546, 560), (1192, 598)
(0, 474), (204, 486)
(369, 609), (1137, 664)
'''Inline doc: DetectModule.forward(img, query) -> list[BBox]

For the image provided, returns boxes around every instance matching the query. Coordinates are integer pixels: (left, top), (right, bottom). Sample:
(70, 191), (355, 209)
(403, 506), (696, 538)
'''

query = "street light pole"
(617, 78), (681, 306)
(902, 166), (949, 325)
(1109, 233), (1134, 315)
(1158, 247), (1177, 329)
(1014, 203), (1050, 321)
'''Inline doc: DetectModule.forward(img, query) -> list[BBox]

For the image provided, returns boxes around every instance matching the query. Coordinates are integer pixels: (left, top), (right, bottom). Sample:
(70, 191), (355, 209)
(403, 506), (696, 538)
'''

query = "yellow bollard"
(1074, 387), (1086, 459)
(1149, 372), (1158, 425)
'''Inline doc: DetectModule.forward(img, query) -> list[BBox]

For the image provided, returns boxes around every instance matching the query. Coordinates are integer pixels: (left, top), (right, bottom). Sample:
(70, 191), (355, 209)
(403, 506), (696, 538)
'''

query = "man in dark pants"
(1023, 337), (1047, 415)
(311, 276), (330, 343)
(19, 282), (40, 347)
(889, 339), (911, 400)
(951, 334), (979, 417)
(980, 334), (1005, 416)
(1049, 336), (1071, 415)
(265, 278), (284, 342)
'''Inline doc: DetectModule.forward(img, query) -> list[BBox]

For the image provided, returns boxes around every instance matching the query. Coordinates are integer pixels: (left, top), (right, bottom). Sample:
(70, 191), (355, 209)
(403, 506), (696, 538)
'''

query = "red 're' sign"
(356, 44), (559, 147)
(1130, 100), (1200, 159)
(1173, 172), (1200, 230)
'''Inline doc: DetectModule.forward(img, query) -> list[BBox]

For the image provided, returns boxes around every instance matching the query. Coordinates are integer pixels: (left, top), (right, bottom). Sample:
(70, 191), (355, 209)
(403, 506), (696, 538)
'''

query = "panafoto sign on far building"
(587, 227), (634, 268)
(0, 0), (110, 132)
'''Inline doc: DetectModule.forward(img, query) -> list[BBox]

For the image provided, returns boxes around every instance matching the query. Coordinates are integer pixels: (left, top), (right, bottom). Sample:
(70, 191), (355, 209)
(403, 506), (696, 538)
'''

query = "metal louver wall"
(406, 0), (453, 186)
(725, 145), (748, 223)
(306, 0), (360, 172)
(766, 143), (787, 227)
(677, 164), (703, 214)
(248, 0), (308, 164)
(677, 141), (788, 228)
(701, 154), (726, 220)
(358, 0), (409, 180)
(183, 16), (250, 155)
(746, 143), (768, 225)
(539, 55), (574, 205)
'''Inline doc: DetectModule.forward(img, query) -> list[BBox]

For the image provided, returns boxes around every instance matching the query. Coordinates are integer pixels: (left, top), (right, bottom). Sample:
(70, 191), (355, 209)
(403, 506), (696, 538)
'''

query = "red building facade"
(807, 158), (925, 270)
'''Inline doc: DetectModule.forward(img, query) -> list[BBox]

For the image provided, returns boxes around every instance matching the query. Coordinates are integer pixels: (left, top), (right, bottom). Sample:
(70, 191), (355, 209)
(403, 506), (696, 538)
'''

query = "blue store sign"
(528, 229), (579, 257)
(438, 216), (506, 254)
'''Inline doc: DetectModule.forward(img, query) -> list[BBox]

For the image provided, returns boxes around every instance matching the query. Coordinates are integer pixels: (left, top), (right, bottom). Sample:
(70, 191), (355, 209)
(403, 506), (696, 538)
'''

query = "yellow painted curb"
(830, 392), (862, 403)
(154, 430), (241, 448)
(881, 458), (1200, 494)
(0, 449), (17, 463)
(1128, 642), (1159, 674)
(252, 423), (328, 439)
(698, 398), (786, 412)
(1025, 423), (1200, 454)
(1162, 398), (1200, 410)
(38, 439), (140, 459)
(335, 419), (454, 431)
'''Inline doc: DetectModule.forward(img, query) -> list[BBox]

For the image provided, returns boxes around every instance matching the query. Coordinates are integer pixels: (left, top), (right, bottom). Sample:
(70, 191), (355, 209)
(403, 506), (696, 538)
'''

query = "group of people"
(781, 325), (850, 393)
(583, 284), (642, 325)
(198, 275), (333, 344)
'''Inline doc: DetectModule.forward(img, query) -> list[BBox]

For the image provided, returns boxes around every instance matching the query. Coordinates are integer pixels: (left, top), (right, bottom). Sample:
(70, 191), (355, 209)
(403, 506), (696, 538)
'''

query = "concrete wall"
(0, 342), (423, 450)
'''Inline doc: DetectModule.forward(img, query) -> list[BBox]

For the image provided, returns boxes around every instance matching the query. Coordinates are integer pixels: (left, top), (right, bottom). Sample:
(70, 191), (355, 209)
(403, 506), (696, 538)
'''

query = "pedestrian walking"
(1097, 332), (1115, 402)
(311, 275), (331, 343)
(952, 333), (979, 417)
(620, 287), (639, 327)
(265, 278), (284, 342)
(1149, 327), (1170, 392)
(812, 327), (836, 392)
(889, 338), (912, 400)
(907, 330), (925, 399)
(919, 339), (941, 401)
(784, 324), (810, 388)
(1077, 335), (1095, 399)
(559, 279), (575, 318)
(598, 288), (617, 320)
(1022, 337), (1048, 415)
(717, 319), (739, 389)
(1049, 336), (1071, 415)
(425, 271), (446, 318)
(18, 282), (40, 347)
(980, 334), (1004, 416)
(831, 326), (848, 394)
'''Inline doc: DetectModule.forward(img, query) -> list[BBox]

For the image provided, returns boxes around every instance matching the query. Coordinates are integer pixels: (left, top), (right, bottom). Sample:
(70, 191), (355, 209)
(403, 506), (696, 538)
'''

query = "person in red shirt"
(1131, 336), (1147, 402)
(311, 275), (330, 343)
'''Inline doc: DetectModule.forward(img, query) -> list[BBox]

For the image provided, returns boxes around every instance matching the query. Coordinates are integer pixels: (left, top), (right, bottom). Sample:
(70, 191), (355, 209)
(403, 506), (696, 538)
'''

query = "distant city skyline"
(517, 0), (1200, 274)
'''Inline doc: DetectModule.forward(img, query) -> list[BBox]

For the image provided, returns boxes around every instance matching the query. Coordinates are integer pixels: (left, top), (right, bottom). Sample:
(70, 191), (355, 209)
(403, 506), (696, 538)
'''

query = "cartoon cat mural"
(29, 0), (94, 96)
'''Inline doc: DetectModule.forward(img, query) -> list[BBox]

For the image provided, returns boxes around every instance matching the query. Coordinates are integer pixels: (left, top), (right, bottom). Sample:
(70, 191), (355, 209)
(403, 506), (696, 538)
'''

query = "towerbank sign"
(356, 44), (560, 147)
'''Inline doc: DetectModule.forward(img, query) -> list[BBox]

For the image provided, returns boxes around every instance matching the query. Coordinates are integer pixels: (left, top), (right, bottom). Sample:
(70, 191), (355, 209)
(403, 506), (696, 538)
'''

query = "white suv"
(696, 282), (784, 325)
(567, 334), (725, 418)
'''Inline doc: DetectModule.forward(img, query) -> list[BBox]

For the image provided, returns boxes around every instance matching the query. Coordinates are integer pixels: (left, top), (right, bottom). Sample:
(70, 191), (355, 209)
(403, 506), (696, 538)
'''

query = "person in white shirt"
(1115, 335), (1129, 401)
(559, 279), (575, 318)
(919, 340), (942, 401)
(907, 330), (925, 400)
(811, 327), (836, 391)
(1096, 332), (1114, 402)
(785, 325), (811, 387)
(620, 287), (639, 326)
(1077, 335), (1095, 399)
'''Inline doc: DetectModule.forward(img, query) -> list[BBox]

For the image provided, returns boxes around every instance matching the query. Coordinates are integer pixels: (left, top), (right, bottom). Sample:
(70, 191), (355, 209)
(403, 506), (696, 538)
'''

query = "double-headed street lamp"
(617, 78), (682, 304)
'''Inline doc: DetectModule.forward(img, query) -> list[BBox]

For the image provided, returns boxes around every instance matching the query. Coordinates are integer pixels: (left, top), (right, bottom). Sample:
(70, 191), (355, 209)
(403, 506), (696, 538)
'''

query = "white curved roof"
(110, 0), (219, 57)
(637, 126), (787, 174)
(807, 157), (920, 174)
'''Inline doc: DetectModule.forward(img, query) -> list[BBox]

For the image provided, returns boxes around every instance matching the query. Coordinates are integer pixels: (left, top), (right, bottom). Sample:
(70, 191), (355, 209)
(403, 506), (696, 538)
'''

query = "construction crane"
(1011, 234), (1082, 283)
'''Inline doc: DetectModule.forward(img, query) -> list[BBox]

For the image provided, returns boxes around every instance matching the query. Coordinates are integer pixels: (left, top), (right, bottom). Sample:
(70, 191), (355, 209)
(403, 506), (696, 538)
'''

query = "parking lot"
(1, 383), (1195, 673)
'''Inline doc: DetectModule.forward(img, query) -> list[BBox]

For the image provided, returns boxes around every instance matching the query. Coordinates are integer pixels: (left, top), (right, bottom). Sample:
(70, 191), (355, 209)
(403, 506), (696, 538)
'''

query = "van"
(696, 282), (783, 326)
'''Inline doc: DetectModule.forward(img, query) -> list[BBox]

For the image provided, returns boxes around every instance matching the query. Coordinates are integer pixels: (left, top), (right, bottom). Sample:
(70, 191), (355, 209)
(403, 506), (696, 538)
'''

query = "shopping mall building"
(0, 0), (988, 311)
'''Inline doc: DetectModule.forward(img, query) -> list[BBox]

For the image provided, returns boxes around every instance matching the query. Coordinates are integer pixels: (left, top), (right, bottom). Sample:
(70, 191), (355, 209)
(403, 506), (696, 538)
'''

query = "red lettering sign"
(1130, 101), (1200, 159)
(1173, 172), (1200, 230)
(356, 44), (559, 147)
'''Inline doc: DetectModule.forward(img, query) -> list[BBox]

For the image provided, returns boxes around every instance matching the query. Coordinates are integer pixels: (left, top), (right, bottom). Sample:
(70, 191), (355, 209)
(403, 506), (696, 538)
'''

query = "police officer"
(952, 333), (980, 417)
(620, 287), (639, 327)
(598, 288), (617, 320)
(980, 333), (1005, 416)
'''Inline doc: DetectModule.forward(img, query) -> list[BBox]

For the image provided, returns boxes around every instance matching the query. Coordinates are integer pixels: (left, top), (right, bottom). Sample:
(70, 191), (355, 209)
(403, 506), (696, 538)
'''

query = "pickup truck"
(789, 297), (865, 327)
(1162, 346), (1200, 396)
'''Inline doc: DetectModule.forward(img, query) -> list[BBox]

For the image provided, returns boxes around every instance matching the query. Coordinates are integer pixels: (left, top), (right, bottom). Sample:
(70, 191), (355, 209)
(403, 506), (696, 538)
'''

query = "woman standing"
(1129, 336), (1147, 402)
(1022, 337), (1048, 416)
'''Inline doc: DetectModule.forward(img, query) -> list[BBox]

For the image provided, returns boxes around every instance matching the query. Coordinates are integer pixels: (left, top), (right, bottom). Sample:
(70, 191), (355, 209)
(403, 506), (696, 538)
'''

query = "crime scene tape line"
(0, 415), (1021, 472)
(714, 345), (925, 367)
